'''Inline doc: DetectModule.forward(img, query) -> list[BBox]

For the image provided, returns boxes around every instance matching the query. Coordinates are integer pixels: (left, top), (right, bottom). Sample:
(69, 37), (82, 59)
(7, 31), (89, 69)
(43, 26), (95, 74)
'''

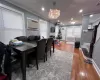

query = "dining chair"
(45, 38), (53, 61)
(34, 36), (40, 41)
(0, 42), (11, 80)
(4, 45), (12, 80)
(0, 42), (7, 80)
(15, 36), (28, 42)
(28, 35), (40, 42)
(28, 36), (35, 41)
(30, 39), (46, 70)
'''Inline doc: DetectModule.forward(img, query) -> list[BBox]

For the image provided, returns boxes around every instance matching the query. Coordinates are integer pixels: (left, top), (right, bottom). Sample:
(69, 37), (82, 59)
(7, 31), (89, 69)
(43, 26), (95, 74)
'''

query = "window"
(66, 26), (82, 38)
(0, 4), (25, 44)
(67, 27), (74, 37)
(2, 8), (23, 29)
(39, 19), (48, 38)
(73, 26), (82, 38)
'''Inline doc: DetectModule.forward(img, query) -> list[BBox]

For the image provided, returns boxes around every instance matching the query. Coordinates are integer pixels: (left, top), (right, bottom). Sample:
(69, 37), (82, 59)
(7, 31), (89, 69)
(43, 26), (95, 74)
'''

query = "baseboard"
(79, 48), (87, 60)
(66, 42), (75, 44)
(92, 59), (100, 77)
(80, 48), (100, 77)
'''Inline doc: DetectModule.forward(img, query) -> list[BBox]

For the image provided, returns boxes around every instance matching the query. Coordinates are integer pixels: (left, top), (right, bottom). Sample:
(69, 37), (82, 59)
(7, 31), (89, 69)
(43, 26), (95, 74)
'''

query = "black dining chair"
(28, 35), (41, 41)
(30, 39), (46, 70)
(28, 36), (35, 41)
(45, 38), (53, 61)
(15, 36), (28, 42)
(0, 42), (11, 80)
(4, 45), (12, 80)
(34, 36), (40, 41)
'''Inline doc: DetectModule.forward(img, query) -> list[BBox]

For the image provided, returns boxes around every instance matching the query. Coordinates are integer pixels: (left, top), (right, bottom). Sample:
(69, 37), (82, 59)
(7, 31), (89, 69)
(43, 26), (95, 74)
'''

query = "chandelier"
(48, 2), (60, 19)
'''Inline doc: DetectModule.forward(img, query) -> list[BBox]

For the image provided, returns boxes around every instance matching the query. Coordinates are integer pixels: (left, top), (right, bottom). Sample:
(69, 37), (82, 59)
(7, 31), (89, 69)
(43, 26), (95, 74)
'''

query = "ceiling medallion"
(48, 2), (60, 19)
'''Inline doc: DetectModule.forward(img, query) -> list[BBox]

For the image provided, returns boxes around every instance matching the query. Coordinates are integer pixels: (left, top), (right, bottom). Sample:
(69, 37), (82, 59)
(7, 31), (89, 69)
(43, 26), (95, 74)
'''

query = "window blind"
(39, 20), (48, 38)
(2, 8), (23, 29)
(0, 5), (24, 44)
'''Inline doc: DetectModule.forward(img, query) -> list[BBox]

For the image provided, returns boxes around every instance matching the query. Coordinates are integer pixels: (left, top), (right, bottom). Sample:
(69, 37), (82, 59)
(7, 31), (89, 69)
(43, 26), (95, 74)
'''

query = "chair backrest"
(0, 42), (11, 80)
(0, 42), (6, 73)
(4, 45), (11, 75)
(28, 36), (35, 41)
(15, 36), (28, 42)
(46, 38), (53, 52)
(34, 36), (40, 40)
(37, 39), (46, 59)
(50, 36), (55, 39)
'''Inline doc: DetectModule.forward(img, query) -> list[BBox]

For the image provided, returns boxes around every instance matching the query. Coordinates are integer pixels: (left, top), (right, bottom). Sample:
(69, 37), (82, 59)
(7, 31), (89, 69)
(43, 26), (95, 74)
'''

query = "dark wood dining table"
(12, 42), (37, 80)
(11, 40), (55, 80)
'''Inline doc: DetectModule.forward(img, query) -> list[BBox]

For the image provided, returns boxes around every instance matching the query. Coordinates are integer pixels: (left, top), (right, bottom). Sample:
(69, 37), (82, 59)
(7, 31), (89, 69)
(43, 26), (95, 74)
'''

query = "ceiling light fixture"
(41, 7), (45, 11)
(71, 21), (75, 25)
(90, 14), (93, 17)
(79, 9), (83, 13)
(48, 1), (60, 19)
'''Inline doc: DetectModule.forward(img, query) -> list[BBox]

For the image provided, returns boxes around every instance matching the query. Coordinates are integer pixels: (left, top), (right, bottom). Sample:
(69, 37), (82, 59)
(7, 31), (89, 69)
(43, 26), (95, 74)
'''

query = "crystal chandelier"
(48, 2), (60, 19)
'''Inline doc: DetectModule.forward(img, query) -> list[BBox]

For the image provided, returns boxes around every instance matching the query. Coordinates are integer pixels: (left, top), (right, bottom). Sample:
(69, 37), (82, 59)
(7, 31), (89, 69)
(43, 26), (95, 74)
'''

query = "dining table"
(11, 42), (37, 80)
(11, 40), (55, 80)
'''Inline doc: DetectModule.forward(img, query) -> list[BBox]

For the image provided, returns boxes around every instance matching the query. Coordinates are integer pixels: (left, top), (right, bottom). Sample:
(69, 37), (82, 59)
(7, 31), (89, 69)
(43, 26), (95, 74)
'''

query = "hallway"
(55, 41), (100, 80)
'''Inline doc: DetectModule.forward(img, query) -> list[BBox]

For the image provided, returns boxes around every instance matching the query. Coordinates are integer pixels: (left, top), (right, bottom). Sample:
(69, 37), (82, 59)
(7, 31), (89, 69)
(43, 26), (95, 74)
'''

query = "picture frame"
(27, 17), (39, 30)
(50, 27), (55, 33)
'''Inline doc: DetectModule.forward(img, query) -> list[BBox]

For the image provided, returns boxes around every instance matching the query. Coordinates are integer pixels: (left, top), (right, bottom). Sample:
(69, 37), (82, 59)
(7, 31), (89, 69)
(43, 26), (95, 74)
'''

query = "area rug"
(12, 49), (73, 80)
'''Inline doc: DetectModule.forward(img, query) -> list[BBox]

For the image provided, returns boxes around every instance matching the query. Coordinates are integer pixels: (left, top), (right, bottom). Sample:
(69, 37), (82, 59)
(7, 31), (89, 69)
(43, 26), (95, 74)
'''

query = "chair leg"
(50, 49), (51, 56)
(46, 52), (47, 61)
(44, 55), (45, 62)
(36, 57), (39, 70)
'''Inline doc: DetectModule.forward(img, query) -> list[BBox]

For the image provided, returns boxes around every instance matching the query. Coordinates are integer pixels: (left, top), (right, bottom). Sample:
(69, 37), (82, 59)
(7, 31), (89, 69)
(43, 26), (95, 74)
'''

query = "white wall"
(92, 18), (100, 72)
(81, 15), (91, 45)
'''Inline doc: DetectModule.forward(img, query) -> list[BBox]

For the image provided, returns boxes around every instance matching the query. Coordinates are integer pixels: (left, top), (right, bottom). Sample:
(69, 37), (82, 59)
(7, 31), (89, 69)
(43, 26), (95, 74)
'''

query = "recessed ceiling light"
(90, 14), (93, 17)
(71, 18), (73, 20)
(79, 9), (83, 13)
(41, 7), (45, 11)
(71, 21), (75, 25)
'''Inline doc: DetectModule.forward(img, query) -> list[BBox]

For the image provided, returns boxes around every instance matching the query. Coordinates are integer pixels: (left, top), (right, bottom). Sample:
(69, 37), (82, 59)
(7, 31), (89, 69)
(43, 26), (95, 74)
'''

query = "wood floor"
(55, 41), (100, 80)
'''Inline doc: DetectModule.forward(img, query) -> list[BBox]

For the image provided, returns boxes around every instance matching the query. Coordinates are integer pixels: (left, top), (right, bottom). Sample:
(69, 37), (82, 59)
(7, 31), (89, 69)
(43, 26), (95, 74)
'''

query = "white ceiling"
(90, 14), (100, 23)
(5, 0), (100, 25)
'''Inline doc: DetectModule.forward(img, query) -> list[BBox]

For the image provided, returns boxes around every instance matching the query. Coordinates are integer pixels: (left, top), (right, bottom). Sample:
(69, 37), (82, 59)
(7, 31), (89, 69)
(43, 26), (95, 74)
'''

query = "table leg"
(53, 41), (55, 53)
(21, 52), (26, 80)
